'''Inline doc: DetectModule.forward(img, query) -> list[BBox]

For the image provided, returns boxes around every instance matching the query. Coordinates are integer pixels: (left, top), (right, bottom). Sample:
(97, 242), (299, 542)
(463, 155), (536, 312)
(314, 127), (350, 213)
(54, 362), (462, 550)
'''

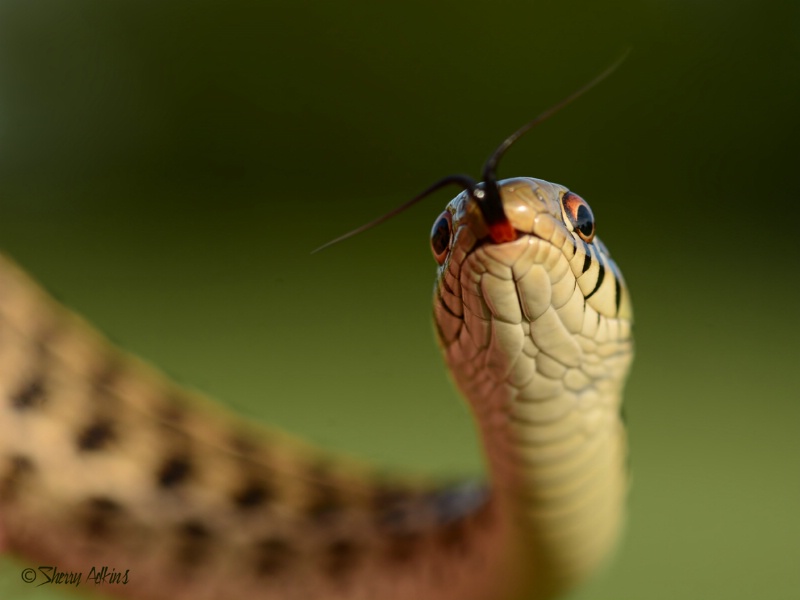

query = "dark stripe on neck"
(585, 248), (606, 300)
(581, 240), (592, 273)
(607, 259), (623, 315)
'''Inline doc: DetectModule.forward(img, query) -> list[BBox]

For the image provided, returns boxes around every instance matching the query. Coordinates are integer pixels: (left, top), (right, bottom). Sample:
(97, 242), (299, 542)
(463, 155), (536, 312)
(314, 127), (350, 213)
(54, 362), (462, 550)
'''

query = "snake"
(0, 72), (633, 600)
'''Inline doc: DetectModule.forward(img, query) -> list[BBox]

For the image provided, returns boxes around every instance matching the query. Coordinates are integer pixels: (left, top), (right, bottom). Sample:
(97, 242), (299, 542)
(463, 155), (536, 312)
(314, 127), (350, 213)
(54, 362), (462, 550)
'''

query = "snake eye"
(562, 192), (595, 243)
(430, 211), (453, 265)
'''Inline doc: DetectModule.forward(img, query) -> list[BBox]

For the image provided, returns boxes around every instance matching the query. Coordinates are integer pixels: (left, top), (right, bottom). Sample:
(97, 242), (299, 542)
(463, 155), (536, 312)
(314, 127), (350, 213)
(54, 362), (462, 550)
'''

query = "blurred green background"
(0, 0), (798, 599)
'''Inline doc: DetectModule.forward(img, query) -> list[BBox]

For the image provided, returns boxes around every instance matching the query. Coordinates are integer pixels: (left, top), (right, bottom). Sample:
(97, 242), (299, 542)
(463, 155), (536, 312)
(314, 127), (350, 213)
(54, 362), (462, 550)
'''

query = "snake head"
(432, 177), (632, 324)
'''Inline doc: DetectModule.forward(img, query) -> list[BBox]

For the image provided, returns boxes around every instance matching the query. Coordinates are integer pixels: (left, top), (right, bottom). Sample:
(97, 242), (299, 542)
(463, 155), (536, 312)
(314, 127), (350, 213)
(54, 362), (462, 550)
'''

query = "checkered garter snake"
(0, 60), (633, 600)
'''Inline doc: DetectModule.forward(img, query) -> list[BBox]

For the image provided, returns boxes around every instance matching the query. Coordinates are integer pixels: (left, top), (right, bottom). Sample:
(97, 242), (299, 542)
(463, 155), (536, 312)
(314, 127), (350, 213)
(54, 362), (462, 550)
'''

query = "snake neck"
(433, 199), (634, 596)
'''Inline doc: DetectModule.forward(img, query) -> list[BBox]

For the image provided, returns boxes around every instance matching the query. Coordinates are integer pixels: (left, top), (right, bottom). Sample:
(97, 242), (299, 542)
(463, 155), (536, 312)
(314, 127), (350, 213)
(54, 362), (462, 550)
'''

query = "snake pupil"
(576, 205), (594, 236)
(563, 192), (596, 242)
(430, 212), (452, 264)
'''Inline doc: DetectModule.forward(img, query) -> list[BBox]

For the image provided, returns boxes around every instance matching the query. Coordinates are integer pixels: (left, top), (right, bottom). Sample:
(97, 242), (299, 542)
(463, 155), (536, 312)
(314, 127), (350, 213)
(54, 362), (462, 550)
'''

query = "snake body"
(0, 176), (632, 599)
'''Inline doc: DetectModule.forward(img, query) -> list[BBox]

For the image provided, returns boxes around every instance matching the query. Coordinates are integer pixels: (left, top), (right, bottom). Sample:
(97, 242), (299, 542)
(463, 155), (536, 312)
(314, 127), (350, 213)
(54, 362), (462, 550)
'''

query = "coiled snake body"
(0, 126), (633, 600)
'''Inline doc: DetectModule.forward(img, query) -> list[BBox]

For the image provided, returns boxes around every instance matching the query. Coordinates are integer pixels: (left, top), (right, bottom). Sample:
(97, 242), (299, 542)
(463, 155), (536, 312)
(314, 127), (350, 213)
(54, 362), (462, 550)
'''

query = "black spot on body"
(376, 504), (409, 532)
(233, 481), (273, 510)
(372, 487), (423, 559)
(254, 537), (294, 576)
(437, 520), (469, 554)
(306, 487), (343, 524)
(85, 496), (123, 538)
(431, 488), (463, 524)
(157, 455), (192, 488)
(429, 483), (489, 524)
(182, 521), (208, 536)
(0, 454), (34, 502)
(373, 488), (414, 534)
(11, 377), (46, 410)
(384, 532), (421, 564)
(305, 466), (344, 524)
(177, 520), (213, 565)
(77, 419), (116, 451)
(372, 486), (407, 508)
(90, 497), (121, 511)
(324, 539), (361, 579)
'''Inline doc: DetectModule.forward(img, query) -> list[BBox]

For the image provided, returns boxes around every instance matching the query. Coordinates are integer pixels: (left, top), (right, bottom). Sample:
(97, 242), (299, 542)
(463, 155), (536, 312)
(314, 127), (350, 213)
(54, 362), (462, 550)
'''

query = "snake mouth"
(473, 221), (549, 251)
(462, 228), (557, 275)
(486, 220), (518, 244)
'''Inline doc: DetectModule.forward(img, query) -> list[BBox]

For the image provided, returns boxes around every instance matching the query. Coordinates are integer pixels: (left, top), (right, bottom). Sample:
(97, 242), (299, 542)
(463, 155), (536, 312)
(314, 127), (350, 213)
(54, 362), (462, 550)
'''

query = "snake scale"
(0, 75), (633, 600)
